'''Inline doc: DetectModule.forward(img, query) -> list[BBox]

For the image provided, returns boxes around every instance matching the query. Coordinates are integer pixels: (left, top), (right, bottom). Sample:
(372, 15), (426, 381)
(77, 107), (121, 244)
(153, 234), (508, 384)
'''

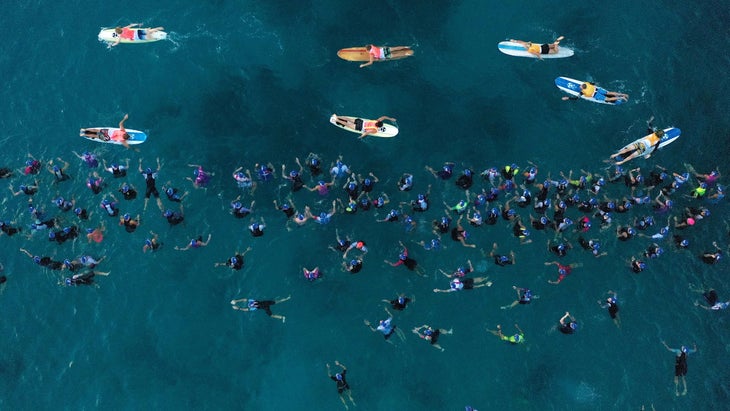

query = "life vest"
(581, 83), (596, 97)
(121, 28), (136, 40)
(363, 120), (379, 133)
(527, 43), (541, 54)
(368, 46), (383, 59)
(111, 129), (126, 141)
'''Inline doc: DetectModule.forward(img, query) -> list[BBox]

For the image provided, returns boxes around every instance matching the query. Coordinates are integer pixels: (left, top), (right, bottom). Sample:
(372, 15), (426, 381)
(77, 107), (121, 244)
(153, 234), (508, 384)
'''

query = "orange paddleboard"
(337, 46), (414, 62)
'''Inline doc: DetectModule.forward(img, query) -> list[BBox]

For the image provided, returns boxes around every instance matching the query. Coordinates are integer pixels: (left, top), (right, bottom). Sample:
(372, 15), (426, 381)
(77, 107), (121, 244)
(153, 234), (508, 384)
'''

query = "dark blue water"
(1, 1), (729, 410)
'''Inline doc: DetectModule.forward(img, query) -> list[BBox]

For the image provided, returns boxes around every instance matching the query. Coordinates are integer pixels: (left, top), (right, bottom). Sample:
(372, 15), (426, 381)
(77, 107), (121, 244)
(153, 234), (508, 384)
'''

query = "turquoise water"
(2, 1), (729, 410)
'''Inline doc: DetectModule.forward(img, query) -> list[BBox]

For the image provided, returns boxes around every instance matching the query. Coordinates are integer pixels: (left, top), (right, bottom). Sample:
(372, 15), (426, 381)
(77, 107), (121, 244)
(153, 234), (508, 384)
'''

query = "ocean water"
(1, 1), (729, 410)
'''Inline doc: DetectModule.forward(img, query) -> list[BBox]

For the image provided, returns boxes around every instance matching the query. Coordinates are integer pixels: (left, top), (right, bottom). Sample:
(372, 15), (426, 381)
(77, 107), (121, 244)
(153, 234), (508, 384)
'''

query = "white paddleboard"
(498, 41), (574, 59)
(611, 127), (680, 164)
(555, 77), (626, 105)
(329, 115), (398, 138)
(98, 28), (167, 44)
(80, 127), (147, 145)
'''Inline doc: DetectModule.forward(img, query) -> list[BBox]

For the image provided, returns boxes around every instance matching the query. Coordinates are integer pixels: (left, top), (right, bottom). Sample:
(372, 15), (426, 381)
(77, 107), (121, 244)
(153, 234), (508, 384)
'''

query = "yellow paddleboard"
(337, 46), (414, 62)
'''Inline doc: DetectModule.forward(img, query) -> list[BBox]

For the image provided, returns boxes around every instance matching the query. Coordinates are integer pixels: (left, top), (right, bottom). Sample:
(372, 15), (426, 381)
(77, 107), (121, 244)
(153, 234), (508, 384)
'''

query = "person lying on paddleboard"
(331, 114), (396, 139)
(110, 23), (164, 46)
(80, 114), (132, 148)
(563, 82), (629, 103)
(609, 129), (665, 165)
(510, 36), (564, 59)
(360, 45), (411, 68)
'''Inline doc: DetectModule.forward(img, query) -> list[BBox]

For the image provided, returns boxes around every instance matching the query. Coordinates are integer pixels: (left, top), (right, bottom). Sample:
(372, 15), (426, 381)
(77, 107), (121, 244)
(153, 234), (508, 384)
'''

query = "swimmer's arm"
(118, 114), (128, 130)
(376, 116), (396, 122)
(359, 54), (374, 68)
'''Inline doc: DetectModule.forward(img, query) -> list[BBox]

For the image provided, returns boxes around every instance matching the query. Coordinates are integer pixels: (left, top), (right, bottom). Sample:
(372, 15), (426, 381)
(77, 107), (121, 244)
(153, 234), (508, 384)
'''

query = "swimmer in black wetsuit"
(597, 291), (620, 327)
(214, 247), (252, 270)
(662, 341), (697, 396)
(63, 270), (110, 286)
(500, 286), (536, 310)
(487, 242), (515, 267)
(230, 295), (291, 322)
(558, 311), (578, 334)
(383, 293), (413, 311)
(700, 241), (723, 264)
(326, 361), (356, 409)
(412, 324), (453, 352)
(138, 157), (164, 211)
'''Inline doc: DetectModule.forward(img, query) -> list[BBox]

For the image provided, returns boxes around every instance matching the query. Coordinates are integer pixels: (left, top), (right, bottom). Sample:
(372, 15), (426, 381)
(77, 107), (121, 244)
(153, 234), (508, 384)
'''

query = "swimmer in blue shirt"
(230, 295), (291, 322)
(364, 307), (405, 343)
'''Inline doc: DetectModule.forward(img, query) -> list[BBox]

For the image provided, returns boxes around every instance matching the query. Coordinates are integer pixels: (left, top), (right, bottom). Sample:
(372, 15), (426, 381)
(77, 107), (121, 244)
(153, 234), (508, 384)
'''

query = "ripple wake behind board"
(337, 46), (414, 62)
(80, 128), (147, 145)
(329, 115), (398, 138)
(98, 28), (167, 44)
(498, 41), (574, 58)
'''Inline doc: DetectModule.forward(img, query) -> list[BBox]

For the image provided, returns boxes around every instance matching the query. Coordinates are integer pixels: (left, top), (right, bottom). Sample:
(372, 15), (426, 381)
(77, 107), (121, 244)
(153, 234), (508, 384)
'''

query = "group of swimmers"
(1, 35), (727, 408)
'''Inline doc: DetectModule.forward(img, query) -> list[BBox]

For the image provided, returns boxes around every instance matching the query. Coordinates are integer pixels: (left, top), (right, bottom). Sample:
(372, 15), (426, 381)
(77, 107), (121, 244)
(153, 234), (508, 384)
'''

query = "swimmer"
(487, 242), (516, 267)
(487, 324), (525, 344)
(230, 196), (255, 219)
(63, 270), (110, 287)
(455, 168), (474, 190)
(307, 178), (335, 196)
(292, 207), (310, 228)
(597, 290), (620, 327)
(500, 286), (536, 310)
(382, 293), (414, 311)
(385, 240), (424, 275)
(629, 256), (646, 273)
(175, 233), (212, 251)
(19, 248), (64, 270)
(248, 219), (266, 237)
(357, 172), (379, 193)
(546, 261), (581, 284)
(72, 150), (99, 168)
(215, 247), (252, 270)
(47, 158), (71, 183)
(102, 159), (130, 178)
(412, 324), (453, 352)
(304, 152), (323, 176)
(342, 258), (363, 274)
(342, 239), (368, 260)
(329, 156), (351, 178)
(433, 276), (492, 293)
(187, 164), (213, 189)
(0, 221), (22, 237)
(21, 155), (42, 175)
(397, 173), (414, 191)
(307, 200), (337, 225)
(138, 157), (164, 211)
(416, 237), (442, 251)
(230, 295), (291, 322)
(684, 162), (720, 186)
(547, 240), (572, 257)
(509, 36), (564, 59)
(119, 213), (141, 233)
(9, 181), (39, 196)
(326, 361), (356, 410)
(85, 172), (104, 194)
(232, 167), (256, 194)
(142, 231), (162, 253)
(425, 162), (455, 180)
(512, 217), (532, 244)
(558, 311), (578, 334)
(661, 340), (697, 396)
(281, 159), (305, 192)
(450, 215), (476, 248)
(118, 182), (138, 200)
(161, 183), (187, 203)
(86, 224), (105, 243)
(700, 241), (723, 264)
(439, 259), (474, 278)
(302, 266), (321, 281)
(364, 307), (406, 343)
(377, 208), (400, 223)
(577, 237), (607, 258)
(690, 285), (730, 311)
(163, 207), (185, 226)
(273, 198), (296, 220)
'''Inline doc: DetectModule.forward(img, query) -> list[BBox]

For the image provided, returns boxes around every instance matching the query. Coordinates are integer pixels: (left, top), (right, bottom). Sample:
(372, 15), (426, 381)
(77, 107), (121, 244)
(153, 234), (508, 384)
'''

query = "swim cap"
(507, 209), (516, 216)
(681, 346), (688, 353)
(251, 223), (259, 229)
(85, 228), (94, 234)
(464, 168), (472, 177)
(607, 202), (615, 209)
(704, 210), (711, 217)
(233, 201), (242, 209)
(289, 170), (298, 178)
(700, 182), (707, 189)
(80, 256), (88, 264)
(540, 216), (548, 225)
(102, 199), (110, 205)
(53, 165), (60, 172)
(399, 253), (406, 260)
(418, 194), (425, 201)
(230, 257), (238, 265)
(164, 210), (173, 217)
(335, 373), (343, 381)
(660, 227), (668, 235)
(627, 228), (636, 236)
(166, 187), (174, 195)
(145, 239), (153, 246)
(656, 247), (664, 255)
(564, 218), (573, 225)
(398, 296), (405, 305)
(297, 213), (304, 220)
(63, 227), (71, 234)
(558, 268), (566, 275)
(63, 259), (72, 267)
(589, 198), (598, 205)
(55, 198), (63, 206)
(318, 180), (325, 186)
(680, 239), (689, 247)
(687, 218), (695, 226)
(65, 278), (72, 286)
(123, 213), (131, 221)
(145, 167), (152, 174)
(349, 259), (358, 267)
(33, 256), (41, 264)
(424, 329), (433, 336)
(522, 229), (530, 236)
(569, 322), (578, 330)
(557, 244), (565, 251)
(48, 232), (55, 239)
